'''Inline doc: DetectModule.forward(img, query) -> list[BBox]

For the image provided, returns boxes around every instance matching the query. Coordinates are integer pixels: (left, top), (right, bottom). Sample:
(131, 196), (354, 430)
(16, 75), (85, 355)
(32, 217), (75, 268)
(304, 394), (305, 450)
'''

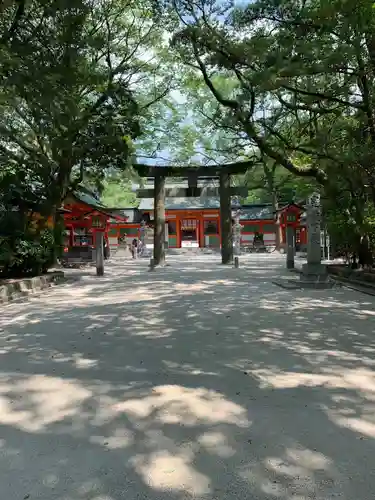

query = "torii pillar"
(219, 171), (233, 264)
(153, 173), (166, 266)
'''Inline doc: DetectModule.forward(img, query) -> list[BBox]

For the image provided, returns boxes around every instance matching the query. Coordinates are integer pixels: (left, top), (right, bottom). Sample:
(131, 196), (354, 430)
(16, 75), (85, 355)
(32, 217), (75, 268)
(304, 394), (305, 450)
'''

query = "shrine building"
(60, 177), (307, 255)
(105, 178), (307, 251)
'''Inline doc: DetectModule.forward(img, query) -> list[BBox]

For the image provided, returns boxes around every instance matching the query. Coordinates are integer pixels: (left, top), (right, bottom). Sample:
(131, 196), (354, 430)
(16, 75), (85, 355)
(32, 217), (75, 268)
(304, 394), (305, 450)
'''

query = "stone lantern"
(91, 213), (107, 276)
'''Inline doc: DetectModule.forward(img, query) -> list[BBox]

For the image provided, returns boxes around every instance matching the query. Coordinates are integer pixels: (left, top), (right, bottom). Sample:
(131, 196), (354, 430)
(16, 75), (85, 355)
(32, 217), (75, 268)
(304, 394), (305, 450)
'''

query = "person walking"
(137, 239), (143, 257)
(131, 238), (138, 259)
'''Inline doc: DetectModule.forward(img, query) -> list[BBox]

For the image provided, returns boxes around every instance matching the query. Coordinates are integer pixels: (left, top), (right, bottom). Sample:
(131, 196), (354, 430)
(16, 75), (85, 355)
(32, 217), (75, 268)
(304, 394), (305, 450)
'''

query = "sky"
(133, 0), (254, 167)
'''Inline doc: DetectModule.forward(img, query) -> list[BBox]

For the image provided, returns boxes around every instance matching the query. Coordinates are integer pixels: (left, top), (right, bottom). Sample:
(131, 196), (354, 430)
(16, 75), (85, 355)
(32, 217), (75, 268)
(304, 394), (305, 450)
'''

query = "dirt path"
(0, 253), (375, 499)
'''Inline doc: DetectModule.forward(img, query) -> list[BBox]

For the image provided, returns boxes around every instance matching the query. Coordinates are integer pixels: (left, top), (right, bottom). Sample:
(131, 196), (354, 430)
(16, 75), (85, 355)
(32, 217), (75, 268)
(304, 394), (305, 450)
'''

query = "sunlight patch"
(251, 367), (375, 392)
(129, 450), (211, 495)
(326, 413), (375, 438)
(90, 427), (133, 449)
(74, 355), (98, 369)
(0, 374), (91, 432)
(112, 384), (250, 428)
(198, 431), (236, 458)
(285, 448), (332, 470)
(162, 360), (219, 376)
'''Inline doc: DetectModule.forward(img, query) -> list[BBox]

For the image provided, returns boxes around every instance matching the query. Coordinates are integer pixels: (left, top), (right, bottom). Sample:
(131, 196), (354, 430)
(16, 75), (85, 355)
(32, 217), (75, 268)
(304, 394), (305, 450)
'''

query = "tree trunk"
(219, 171), (233, 264)
(50, 174), (70, 266)
(51, 207), (64, 265)
(153, 173), (166, 266)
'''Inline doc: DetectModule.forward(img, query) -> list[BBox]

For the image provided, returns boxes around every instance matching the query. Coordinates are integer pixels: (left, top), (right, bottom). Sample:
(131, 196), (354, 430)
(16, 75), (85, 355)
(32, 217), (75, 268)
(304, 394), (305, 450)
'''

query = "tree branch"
(140, 81), (173, 111)
(190, 37), (239, 110)
(244, 120), (327, 184)
(1, 0), (26, 44)
(188, 38), (328, 184)
(281, 84), (364, 110)
(276, 93), (341, 115)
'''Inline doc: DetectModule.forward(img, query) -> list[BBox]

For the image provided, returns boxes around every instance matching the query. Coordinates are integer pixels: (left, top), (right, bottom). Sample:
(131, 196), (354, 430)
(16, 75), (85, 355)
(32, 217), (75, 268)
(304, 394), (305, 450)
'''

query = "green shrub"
(325, 200), (375, 263)
(0, 227), (55, 278)
(0, 169), (58, 278)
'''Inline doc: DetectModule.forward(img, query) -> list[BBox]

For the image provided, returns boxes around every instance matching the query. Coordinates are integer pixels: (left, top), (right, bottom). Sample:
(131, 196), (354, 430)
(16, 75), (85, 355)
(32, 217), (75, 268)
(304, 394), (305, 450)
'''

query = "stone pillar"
(95, 231), (104, 276)
(233, 210), (242, 257)
(219, 171), (233, 264)
(140, 220), (146, 249)
(153, 173), (166, 266)
(301, 192), (327, 281)
(286, 225), (295, 269)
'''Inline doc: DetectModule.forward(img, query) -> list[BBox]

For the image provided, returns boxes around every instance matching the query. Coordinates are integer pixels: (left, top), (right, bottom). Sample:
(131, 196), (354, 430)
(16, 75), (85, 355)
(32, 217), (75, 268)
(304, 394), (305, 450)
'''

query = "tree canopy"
(145, 0), (375, 249)
(2, 0), (375, 272)
(0, 0), (173, 211)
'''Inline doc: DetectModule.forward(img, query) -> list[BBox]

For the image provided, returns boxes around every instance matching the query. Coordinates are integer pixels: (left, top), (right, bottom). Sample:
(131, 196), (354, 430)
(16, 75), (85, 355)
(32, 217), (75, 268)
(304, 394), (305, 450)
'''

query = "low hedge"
(0, 228), (55, 279)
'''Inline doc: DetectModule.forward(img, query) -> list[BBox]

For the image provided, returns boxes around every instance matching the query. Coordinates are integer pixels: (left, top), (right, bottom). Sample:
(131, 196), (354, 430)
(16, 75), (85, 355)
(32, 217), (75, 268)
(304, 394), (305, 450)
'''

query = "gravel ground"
(0, 252), (375, 500)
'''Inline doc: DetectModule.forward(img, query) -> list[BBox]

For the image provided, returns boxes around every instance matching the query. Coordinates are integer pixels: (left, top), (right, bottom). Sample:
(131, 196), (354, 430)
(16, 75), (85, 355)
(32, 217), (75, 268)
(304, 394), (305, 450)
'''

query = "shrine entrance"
(180, 218), (199, 248)
(133, 164), (249, 265)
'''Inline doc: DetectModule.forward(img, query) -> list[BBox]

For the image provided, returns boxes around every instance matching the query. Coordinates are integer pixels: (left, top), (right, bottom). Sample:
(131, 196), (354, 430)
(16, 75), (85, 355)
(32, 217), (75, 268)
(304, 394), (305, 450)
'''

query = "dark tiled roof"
(138, 200), (275, 220)
(73, 190), (106, 210)
(107, 208), (142, 223)
(239, 204), (275, 220)
(71, 190), (122, 219)
(139, 197), (240, 210)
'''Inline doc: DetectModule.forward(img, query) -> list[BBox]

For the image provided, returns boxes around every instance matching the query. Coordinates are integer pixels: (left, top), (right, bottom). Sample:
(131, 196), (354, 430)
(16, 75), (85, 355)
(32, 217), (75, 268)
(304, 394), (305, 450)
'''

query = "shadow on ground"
(0, 253), (375, 499)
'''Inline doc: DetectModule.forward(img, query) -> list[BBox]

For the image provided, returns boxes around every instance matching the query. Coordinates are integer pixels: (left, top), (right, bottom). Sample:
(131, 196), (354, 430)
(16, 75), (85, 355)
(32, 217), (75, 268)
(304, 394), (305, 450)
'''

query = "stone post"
(301, 192), (327, 281)
(153, 173), (166, 266)
(286, 225), (295, 269)
(326, 230), (331, 261)
(219, 170), (233, 264)
(233, 210), (242, 257)
(140, 220), (146, 250)
(95, 231), (104, 276)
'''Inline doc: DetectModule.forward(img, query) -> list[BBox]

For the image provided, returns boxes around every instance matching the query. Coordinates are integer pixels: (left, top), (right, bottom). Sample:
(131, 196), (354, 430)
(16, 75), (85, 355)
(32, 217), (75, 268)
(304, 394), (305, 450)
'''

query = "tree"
(0, 0), (174, 275)
(0, 0), (171, 214)
(141, 0), (375, 257)
(164, 0), (375, 189)
(100, 177), (139, 207)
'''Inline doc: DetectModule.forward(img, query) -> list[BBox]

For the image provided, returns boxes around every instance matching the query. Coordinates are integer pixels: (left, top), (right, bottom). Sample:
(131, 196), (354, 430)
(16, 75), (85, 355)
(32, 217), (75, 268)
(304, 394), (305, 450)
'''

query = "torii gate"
(133, 162), (252, 266)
